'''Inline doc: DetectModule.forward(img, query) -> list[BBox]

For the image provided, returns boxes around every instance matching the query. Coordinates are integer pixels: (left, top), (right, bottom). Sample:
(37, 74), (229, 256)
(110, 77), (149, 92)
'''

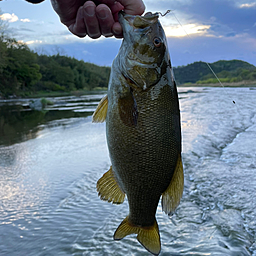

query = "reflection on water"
(0, 87), (256, 256)
(0, 93), (105, 146)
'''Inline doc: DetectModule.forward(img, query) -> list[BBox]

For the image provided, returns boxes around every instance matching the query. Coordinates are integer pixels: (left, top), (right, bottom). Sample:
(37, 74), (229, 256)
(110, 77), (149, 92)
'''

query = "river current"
(0, 87), (255, 255)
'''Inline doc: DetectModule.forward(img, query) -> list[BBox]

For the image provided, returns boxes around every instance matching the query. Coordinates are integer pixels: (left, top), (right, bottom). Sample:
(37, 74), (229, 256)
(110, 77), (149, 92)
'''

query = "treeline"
(0, 35), (110, 97)
(174, 60), (256, 85)
(1, 34), (256, 98)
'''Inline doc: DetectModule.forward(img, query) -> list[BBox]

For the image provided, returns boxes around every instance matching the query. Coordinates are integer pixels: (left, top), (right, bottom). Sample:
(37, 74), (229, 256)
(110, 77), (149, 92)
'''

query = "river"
(0, 87), (256, 256)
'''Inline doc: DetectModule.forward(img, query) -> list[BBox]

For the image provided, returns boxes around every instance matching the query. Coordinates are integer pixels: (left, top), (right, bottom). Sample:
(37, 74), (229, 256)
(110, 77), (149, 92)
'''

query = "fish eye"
(153, 37), (162, 47)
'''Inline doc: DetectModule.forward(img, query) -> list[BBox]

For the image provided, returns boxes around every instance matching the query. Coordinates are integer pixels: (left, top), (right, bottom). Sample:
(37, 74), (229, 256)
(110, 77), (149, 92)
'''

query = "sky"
(0, 0), (256, 67)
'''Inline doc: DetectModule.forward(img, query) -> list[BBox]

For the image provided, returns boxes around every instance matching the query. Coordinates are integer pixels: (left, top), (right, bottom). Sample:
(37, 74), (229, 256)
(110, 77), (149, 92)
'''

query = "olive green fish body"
(93, 11), (184, 256)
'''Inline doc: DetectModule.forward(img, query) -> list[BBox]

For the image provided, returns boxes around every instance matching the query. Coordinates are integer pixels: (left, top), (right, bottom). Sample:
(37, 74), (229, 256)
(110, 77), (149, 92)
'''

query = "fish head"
(118, 11), (170, 91)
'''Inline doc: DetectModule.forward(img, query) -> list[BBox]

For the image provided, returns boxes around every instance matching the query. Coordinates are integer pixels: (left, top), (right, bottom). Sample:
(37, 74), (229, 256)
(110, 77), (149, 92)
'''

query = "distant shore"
(178, 80), (256, 87)
(1, 82), (256, 100)
(0, 88), (108, 100)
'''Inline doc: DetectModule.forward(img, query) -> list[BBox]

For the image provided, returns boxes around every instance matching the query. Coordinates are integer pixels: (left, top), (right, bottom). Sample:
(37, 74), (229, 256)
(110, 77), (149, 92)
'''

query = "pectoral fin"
(118, 88), (138, 127)
(92, 95), (108, 123)
(114, 216), (161, 256)
(96, 166), (125, 204)
(161, 154), (184, 215)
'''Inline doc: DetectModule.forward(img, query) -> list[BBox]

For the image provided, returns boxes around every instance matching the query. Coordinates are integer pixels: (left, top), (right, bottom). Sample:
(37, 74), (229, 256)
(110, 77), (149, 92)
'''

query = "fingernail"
(68, 24), (87, 37)
(97, 9), (107, 19)
(84, 5), (95, 17)
(68, 24), (74, 33)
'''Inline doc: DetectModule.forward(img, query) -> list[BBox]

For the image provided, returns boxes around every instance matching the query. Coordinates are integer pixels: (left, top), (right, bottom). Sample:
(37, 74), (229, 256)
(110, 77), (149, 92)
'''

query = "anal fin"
(92, 95), (108, 123)
(96, 166), (125, 204)
(114, 216), (161, 256)
(162, 154), (184, 215)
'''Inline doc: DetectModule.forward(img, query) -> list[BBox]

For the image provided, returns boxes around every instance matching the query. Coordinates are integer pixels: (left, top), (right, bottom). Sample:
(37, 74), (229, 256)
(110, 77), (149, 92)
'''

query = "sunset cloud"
(164, 24), (211, 38)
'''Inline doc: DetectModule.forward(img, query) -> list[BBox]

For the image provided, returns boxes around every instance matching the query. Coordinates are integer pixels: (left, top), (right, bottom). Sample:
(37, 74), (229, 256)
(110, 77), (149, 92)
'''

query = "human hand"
(50, 0), (145, 39)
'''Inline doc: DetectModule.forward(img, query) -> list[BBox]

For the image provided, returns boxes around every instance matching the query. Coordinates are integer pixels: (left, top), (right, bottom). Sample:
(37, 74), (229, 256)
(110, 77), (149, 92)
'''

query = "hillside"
(1, 31), (256, 98)
(0, 36), (110, 98)
(173, 60), (256, 85)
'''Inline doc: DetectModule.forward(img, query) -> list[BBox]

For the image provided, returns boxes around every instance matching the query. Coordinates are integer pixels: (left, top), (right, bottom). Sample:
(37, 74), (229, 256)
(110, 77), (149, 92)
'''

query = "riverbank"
(1, 81), (256, 99)
(0, 87), (108, 100)
(179, 80), (256, 87)
(28, 88), (107, 98)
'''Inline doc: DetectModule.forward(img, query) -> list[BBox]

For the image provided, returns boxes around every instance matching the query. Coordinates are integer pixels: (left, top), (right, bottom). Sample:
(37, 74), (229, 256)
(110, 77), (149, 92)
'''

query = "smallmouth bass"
(93, 11), (183, 256)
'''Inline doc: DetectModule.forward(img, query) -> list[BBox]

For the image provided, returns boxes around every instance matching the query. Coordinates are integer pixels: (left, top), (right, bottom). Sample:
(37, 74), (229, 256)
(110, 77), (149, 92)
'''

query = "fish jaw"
(118, 11), (160, 41)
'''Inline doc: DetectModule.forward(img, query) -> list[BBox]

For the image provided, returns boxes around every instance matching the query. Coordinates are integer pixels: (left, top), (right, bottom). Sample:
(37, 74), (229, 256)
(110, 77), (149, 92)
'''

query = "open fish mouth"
(118, 11), (159, 29)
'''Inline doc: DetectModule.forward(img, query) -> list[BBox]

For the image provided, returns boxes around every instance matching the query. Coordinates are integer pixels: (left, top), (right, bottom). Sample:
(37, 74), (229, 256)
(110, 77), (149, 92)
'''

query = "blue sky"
(0, 0), (256, 67)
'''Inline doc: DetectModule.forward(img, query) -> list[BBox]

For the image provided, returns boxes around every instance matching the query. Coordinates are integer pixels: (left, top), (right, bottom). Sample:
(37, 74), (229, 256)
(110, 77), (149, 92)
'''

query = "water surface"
(0, 87), (256, 255)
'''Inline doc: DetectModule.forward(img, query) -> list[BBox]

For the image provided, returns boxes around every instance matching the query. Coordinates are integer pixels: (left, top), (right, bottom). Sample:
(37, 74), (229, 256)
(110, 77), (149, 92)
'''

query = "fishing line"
(164, 10), (238, 106)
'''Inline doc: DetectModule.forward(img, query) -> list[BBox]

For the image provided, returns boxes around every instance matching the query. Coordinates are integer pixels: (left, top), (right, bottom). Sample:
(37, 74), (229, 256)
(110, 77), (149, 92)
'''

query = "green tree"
(0, 38), (42, 96)
(0, 9), (8, 74)
(174, 60), (256, 85)
(0, 36), (7, 73)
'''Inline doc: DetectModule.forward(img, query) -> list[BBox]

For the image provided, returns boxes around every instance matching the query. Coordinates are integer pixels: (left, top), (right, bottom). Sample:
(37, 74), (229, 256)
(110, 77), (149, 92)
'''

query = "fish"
(93, 11), (184, 256)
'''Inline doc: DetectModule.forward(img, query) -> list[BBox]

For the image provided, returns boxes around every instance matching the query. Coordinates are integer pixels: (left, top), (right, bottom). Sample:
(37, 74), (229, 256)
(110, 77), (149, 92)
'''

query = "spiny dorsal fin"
(161, 154), (184, 214)
(96, 166), (125, 204)
(114, 216), (161, 255)
(92, 95), (108, 123)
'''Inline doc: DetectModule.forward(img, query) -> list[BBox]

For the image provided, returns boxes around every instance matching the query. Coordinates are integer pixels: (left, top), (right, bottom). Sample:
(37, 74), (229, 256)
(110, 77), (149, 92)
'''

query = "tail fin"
(114, 216), (161, 256)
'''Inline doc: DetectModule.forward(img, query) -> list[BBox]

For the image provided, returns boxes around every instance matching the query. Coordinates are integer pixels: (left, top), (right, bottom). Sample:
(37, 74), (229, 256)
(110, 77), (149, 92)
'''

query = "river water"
(0, 87), (256, 256)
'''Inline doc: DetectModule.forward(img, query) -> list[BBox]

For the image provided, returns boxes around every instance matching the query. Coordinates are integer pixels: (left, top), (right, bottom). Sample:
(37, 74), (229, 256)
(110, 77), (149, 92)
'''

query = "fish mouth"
(118, 11), (159, 29)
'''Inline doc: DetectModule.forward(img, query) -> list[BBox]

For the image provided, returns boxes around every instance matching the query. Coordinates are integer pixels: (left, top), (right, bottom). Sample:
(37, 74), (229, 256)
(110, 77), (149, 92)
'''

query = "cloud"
(165, 24), (211, 37)
(17, 39), (41, 45)
(0, 13), (30, 24)
(20, 18), (31, 23)
(25, 40), (43, 45)
(0, 13), (18, 23)
(145, 0), (256, 38)
(239, 2), (256, 8)
(175, 0), (256, 36)
(82, 50), (92, 56)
